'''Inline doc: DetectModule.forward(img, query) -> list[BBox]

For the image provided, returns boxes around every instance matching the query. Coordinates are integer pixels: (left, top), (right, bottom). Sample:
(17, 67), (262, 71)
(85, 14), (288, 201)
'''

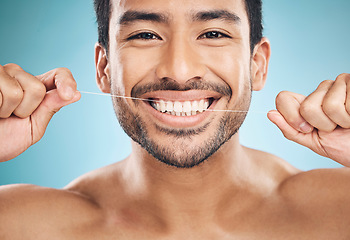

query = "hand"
(0, 64), (80, 162)
(268, 73), (350, 166)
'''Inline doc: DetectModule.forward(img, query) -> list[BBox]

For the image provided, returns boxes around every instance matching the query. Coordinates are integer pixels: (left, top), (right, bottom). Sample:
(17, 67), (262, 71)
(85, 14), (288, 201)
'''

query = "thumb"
(30, 89), (81, 144)
(267, 110), (313, 148)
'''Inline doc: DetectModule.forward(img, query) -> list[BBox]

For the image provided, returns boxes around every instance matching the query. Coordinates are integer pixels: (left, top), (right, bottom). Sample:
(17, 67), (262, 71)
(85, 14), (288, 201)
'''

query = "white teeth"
(204, 100), (209, 110)
(160, 100), (166, 112)
(183, 101), (191, 116)
(151, 99), (211, 116)
(191, 101), (198, 115)
(173, 101), (182, 113)
(192, 101), (199, 112)
(166, 101), (173, 112)
(198, 99), (204, 113)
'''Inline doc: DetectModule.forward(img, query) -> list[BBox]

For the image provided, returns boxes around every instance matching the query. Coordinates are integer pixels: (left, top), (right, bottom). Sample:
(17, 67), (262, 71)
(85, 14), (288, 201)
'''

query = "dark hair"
(94, 0), (263, 52)
(244, 0), (263, 52)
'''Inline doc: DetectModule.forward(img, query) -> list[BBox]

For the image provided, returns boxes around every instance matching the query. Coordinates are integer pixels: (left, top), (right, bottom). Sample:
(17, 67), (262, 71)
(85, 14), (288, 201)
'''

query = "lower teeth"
(156, 108), (205, 116)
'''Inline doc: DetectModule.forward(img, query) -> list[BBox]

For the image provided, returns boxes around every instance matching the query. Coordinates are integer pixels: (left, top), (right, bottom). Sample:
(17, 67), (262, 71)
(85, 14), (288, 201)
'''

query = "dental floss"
(79, 90), (267, 114)
(79, 90), (151, 102)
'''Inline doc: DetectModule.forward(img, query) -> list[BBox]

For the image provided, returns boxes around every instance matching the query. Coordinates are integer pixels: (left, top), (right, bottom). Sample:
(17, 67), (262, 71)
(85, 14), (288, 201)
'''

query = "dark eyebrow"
(119, 10), (169, 25)
(192, 10), (241, 24)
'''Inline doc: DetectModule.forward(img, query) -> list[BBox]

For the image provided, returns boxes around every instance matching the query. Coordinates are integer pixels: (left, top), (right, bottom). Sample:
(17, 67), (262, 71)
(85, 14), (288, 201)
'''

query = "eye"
(198, 31), (231, 39)
(127, 32), (162, 41)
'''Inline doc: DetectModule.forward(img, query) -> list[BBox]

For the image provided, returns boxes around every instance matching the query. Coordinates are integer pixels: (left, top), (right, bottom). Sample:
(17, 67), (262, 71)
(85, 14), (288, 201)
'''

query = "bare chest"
(51, 213), (349, 240)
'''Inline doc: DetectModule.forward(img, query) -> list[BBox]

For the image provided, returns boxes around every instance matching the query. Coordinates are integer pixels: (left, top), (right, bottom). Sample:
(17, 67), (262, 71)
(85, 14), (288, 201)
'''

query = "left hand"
(268, 73), (350, 166)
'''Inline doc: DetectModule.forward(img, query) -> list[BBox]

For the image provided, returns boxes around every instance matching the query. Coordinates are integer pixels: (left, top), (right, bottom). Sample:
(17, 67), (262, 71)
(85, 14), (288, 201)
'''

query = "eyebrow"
(193, 10), (241, 24)
(119, 11), (169, 25)
(118, 9), (241, 26)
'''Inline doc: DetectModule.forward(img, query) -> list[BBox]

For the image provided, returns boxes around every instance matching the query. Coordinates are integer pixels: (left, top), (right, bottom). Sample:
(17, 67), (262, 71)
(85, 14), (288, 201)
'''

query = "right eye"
(127, 32), (162, 41)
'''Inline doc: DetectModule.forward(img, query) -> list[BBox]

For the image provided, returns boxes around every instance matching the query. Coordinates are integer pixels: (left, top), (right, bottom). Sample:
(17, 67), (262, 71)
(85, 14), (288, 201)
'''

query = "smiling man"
(1, 0), (350, 239)
(105, 3), (256, 169)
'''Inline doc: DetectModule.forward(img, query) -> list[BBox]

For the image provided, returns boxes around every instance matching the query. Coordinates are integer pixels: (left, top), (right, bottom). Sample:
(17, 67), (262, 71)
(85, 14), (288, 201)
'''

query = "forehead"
(111, 0), (248, 24)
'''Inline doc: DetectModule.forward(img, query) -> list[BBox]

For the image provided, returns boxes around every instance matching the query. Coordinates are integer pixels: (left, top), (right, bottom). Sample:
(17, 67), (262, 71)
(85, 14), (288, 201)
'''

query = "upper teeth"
(151, 99), (210, 116)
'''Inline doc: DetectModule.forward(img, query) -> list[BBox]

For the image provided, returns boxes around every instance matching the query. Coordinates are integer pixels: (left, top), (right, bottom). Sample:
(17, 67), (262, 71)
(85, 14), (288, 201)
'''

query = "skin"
(1, 0), (350, 239)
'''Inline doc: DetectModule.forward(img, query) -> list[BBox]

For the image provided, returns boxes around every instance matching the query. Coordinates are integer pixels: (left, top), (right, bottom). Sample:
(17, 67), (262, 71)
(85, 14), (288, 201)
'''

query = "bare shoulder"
(64, 161), (125, 200)
(0, 183), (101, 239)
(279, 167), (350, 200)
(277, 167), (350, 223)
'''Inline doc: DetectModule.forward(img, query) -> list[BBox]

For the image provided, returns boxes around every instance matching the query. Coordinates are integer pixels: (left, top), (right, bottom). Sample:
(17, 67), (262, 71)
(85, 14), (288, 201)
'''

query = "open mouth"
(148, 98), (215, 116)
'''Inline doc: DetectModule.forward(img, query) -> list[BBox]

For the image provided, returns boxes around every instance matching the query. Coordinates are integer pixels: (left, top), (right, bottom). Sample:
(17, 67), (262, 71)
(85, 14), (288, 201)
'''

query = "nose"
(155, 37), (207, 84)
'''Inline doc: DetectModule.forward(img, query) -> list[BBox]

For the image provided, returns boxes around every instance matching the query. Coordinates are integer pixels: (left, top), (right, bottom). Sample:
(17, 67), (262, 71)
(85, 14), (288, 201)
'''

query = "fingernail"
(300, 122), (312, 133)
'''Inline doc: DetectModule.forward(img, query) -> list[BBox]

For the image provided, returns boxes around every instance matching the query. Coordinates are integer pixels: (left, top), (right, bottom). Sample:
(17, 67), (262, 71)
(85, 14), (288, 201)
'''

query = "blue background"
(0, 0), (349, 188)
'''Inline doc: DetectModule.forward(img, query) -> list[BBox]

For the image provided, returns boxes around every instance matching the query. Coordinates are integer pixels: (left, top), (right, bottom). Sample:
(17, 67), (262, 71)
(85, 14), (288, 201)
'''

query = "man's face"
(107, 0), (252, 167)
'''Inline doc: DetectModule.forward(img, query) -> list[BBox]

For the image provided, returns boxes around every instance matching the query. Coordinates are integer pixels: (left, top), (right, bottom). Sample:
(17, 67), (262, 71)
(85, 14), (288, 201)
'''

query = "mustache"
(131, 78), (232, 99)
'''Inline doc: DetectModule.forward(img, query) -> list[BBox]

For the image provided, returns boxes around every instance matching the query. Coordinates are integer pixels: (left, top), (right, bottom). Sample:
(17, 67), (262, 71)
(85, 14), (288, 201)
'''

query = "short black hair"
(94, 0), (263, 52)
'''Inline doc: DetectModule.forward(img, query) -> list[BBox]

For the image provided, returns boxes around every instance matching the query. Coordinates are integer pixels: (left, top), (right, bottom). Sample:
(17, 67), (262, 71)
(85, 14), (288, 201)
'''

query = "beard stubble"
(111, 78), (251, 168)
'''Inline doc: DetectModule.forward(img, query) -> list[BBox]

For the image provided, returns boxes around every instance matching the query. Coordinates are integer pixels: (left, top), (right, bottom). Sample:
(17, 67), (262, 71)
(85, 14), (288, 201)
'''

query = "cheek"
(115, 48), (159, 95)
(202, 46), (250, 96)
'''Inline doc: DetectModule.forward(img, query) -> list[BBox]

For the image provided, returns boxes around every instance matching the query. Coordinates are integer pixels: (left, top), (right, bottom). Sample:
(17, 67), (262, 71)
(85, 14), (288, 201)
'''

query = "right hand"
(0, 64), (80, 162)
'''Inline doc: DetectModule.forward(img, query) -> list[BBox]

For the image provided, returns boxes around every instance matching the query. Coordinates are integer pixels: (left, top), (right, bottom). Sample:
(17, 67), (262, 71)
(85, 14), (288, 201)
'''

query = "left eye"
(127, 32), (162, 41)
(198, 31), (230, 39)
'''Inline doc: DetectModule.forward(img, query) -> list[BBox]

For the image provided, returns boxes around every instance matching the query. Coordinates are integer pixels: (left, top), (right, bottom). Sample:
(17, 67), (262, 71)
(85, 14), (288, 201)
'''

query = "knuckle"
(336, 73), (350, 81)
(56, 67), (71, 75)
(8, 87), (24, 102)
(3, 63), (22, 71)
(275, 91), (291, 107)
(276, 91), (290, 100)
(322, 99), (340, 115)
(319, 80), (334, 88)
(2, 89), (24, 107)
(31, 82), (47, 99)
(321, 79), (334, 84)
(299, 101), (315, 117)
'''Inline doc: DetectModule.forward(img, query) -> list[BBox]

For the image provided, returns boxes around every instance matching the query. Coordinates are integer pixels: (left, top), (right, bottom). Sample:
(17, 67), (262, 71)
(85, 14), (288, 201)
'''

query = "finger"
(30, 89), (81, 144)
(4, 64), (46, 118)
(36, 68), (77, 101)
(0, 65), (24, 118)
(267, 110), (312, 147)
(322, 74), (350, 128)
(275, 91), (313, 133)
(300, 80), (337, 132)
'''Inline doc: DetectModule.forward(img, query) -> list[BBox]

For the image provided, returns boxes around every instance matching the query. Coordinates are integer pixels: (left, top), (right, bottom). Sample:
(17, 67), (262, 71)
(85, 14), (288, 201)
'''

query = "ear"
(95, 43), (111, 93)
(251, 37), (271, 91)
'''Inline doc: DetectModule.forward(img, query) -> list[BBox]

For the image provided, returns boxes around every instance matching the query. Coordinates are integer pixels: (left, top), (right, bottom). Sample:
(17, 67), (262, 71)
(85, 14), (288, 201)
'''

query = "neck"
(120, 132), (270, 228)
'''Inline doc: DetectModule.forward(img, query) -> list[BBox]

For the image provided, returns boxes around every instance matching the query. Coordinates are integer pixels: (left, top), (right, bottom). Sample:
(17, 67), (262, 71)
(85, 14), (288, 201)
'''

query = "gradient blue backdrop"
(0, 0), (349, 188)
